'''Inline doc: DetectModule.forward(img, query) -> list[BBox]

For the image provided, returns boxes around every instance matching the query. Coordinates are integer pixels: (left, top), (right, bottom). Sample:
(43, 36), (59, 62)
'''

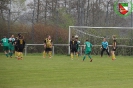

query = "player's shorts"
(112, 47), (117, 51)
(85, 51), (91, 55)
(18, 46), (24, 52)
(112, 48), (116, 51)
(77, 47), (80, 52)
(3, 46), (9, 51)
(45, 48), (52, 52)
(71, 48), (77, 53)
(15, 45), (18, 51)
(9, 46), (14, 51)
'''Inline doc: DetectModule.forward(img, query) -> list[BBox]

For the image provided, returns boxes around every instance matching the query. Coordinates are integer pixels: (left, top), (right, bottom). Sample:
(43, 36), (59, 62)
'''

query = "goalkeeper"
(100, 38), (110, 57)
(43, 35), (53, 58)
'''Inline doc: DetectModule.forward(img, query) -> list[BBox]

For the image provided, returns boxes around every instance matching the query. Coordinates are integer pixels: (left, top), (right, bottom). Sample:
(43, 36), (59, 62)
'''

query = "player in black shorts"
(43, 35), (53, 58)
(111, 35), (117, 60)
(17, 36), (25, 60)
(70, 36), (78, 60)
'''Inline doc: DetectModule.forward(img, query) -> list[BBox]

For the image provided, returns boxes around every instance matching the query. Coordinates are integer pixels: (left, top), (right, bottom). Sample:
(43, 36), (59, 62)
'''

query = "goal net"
(69, 26), (133, 55)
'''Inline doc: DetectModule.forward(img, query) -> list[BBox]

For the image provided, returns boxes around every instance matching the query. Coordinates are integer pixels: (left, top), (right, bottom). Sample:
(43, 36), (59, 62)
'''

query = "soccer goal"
(68, 26), (133, 55)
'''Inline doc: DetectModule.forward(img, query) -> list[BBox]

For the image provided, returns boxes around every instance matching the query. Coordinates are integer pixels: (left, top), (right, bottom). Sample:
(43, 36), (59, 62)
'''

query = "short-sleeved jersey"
(77, 40), (80, 49)
(112, 40), (117, 48)
(14, 38), (18, 46)
(17, 39), (25, 47)
(1, 38), (9, 46)
(9, 38), (15, 42)
(102, 41), (108, 49)
(85, 41), (92, 52)
(70, 40), (78, 49)
(9, 38), (15, 47)
(44, 38), (52, 48)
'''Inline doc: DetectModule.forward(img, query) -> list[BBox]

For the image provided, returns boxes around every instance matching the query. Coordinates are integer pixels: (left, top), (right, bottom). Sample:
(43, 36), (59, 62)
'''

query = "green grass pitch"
(0, 54), (133, 88)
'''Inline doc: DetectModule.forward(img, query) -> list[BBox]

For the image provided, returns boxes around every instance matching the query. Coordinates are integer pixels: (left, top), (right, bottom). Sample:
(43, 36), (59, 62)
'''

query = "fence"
(24, 44), (133, 56)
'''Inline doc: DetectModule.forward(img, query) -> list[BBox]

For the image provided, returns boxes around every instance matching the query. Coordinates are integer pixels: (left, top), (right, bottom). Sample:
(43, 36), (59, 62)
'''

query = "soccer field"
(0, 54), (133, 88)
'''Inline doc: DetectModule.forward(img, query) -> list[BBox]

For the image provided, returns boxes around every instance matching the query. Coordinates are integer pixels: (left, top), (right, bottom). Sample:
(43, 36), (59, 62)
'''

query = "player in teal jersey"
(75, 35), (81, 56)
(9, 35), (15, 58)
(100, 38), (110, 57)
(83, 39), (93, 62)
(77, 39), (80, 56)
(0, 36), (10, 57)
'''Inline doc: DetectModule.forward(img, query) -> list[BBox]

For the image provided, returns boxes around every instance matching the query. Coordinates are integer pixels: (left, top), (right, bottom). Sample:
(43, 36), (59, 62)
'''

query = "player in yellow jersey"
(17, 35), (25, 60)
(111, 35), (117, 60)
(43, 35), (53, 58)
(70, 36), (78, 60)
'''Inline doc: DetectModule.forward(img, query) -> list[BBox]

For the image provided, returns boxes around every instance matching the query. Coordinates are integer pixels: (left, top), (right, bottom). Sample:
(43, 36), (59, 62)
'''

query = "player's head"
(72, 36), (74, 38)
(75, 38), (78, 41)
(72, 36), (75, 41)
(75, 35), (79, 40)
(19, 35), (23, 39)
(112, 35), (116, 40)
(18, 33), (22, 37)
(86, 39), (89, 41)
(11, 35), (14, 38)
(48, 35), (51, 39)
(103, 38), (106, 42)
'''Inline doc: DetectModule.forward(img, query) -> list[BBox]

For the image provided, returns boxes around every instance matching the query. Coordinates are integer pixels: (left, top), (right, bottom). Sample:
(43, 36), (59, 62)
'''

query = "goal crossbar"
(69, 26), (133, 29)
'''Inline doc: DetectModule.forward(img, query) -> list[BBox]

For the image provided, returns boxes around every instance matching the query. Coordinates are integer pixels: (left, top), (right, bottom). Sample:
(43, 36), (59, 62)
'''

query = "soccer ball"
(77, 41), (80, 44)
(75, 35), (78, 38)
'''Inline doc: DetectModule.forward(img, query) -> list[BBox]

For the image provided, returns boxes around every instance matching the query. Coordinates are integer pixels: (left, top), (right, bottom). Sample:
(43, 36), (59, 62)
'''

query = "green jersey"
(85, 41), (92, 52)
(77, 40), (80, 50)
(8, 38), (15, 51)
(9, 38), (15, 47)
(1, 38), (9, 46)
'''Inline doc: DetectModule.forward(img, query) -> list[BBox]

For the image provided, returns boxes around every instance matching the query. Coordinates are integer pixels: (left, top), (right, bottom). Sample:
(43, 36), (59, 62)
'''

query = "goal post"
(68, 26), (133, 55)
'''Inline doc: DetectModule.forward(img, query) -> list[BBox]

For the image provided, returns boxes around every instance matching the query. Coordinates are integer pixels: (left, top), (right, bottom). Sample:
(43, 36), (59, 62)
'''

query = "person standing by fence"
(111, 35), (117, 60)
(17, 35), (25, 60)
(70, 36), (78, 60)
(43, 35), (53, 58)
